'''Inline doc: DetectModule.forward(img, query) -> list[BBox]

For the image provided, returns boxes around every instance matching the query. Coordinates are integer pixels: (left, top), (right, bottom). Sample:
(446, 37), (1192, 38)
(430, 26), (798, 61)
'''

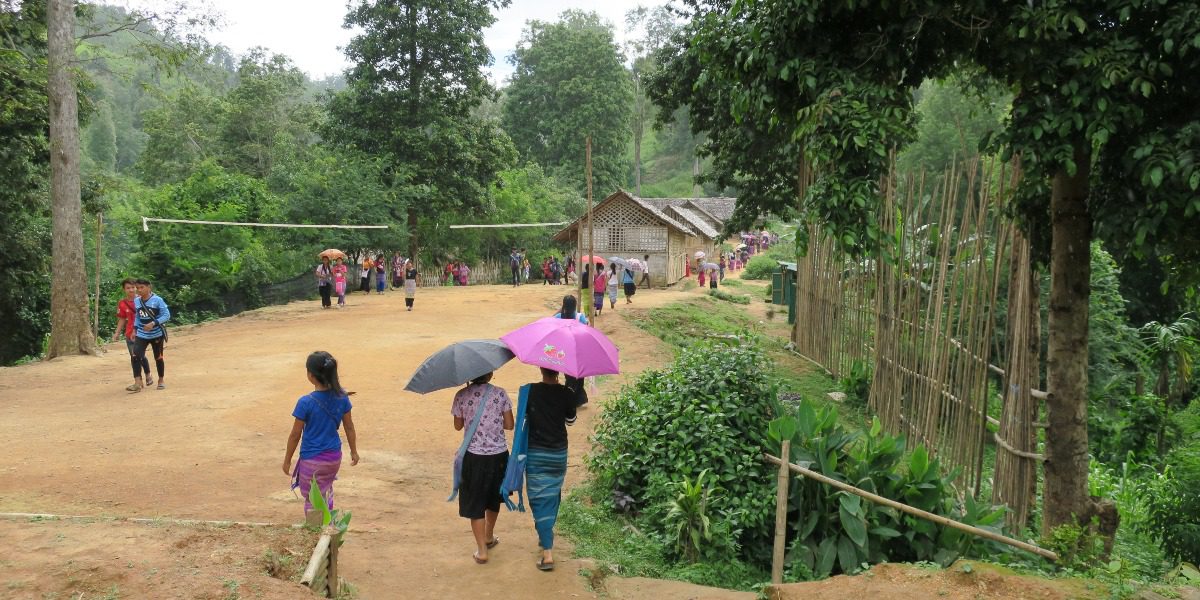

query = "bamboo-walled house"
(553, 191), (736, 287)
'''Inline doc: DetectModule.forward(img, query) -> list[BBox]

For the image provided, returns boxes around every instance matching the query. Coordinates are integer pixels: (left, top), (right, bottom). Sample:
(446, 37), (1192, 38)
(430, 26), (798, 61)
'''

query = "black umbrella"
(404, 339), (515, 394)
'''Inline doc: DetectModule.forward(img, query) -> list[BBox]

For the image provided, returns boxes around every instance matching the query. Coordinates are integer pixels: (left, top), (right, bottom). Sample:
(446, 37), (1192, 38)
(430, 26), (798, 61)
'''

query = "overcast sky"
(153, 0), (654, 84)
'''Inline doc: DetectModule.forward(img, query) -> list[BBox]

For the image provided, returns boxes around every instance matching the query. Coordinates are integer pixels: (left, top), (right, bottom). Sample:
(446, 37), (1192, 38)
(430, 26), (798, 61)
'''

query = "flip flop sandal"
(486, 537), (499, 549)
(145, 376), (154, 386)
(473, 552), (487, 565)
(156, 383), (166, 390)
(125, 384), (142, 392)
(537, 558), (554, 571)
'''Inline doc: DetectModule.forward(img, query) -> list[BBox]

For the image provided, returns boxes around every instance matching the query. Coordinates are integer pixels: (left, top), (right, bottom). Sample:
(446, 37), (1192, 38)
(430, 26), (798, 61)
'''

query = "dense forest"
(0, 1), (718, 364)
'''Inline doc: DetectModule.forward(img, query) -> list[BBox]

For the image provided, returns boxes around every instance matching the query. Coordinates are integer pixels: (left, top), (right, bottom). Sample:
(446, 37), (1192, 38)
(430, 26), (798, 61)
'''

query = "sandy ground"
(0, 275), (1132, 599)
(0, 279), (734, 599)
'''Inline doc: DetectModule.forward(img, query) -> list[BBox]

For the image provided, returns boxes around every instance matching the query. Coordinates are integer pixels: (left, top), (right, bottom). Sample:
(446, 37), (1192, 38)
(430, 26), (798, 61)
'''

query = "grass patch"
(719, 278), (745, 288)
(707, 289), (750, 304)
(558, 483), (770, 591)
(629, 297), (761, 348)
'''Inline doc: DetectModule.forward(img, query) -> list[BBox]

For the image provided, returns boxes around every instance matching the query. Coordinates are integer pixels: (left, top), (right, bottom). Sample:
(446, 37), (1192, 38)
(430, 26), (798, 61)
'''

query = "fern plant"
(665, 469), (719, 563)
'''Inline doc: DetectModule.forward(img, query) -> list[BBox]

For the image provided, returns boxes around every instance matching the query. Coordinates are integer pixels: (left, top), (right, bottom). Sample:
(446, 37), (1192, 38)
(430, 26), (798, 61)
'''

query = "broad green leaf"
(837, 534), (860, 573)
(910, 446), (929, 480)
(816, 537), (837, 577)
(840, 502), (868, 547)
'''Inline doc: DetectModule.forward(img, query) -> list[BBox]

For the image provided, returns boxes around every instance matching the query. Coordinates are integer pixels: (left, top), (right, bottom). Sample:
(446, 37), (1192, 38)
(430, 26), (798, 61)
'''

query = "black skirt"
(623, 282), (636, 297)
(459, 450), (508, 519)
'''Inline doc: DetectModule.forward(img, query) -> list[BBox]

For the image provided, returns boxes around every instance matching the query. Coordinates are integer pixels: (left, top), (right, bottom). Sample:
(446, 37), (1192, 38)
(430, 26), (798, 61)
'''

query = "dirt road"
(0, 280), (709, 598)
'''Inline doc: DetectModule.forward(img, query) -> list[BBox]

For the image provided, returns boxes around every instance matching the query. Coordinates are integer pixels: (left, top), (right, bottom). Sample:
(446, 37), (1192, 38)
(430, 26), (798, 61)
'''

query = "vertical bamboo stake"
(586, 136), (594, 322)
(771, 439), (791, 584)
(93, 212), (102, 339)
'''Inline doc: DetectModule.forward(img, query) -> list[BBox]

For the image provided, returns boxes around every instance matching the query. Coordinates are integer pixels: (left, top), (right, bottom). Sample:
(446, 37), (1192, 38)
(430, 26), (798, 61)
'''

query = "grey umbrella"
(404, 339), (515, 394)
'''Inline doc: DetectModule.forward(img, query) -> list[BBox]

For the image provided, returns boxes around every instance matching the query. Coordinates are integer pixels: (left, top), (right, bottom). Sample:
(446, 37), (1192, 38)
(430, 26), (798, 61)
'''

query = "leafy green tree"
(130, 161), (293, 309)
(273, 147), (404, 258)
(652, 0), (1200, 533)
(1140, 315), (1198, 408)
(327, 0), (516, 259)
(503, 10), (633, 194)
(896, 78), (1009, 176)
(137, 82), (227, 184)
(624, 5), (679, 195)
(220, 49), (309, 179)
(0, 0), (53, 363)
(84, 100), (118, 171)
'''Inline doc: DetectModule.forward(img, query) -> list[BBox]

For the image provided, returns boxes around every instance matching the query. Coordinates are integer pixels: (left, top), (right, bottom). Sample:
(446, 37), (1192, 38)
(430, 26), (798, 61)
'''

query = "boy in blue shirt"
(132, 279), (170, 391)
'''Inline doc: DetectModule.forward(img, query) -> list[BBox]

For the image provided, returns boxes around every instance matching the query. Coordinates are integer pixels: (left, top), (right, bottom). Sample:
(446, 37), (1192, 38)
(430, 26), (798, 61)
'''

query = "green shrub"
(742, 255), (778, 280)
(838, 360), (871, 409)
(1145, 442), (1200, 564)
(769, 404), (1010, 578)
(589, 342), (779, 563)
(708, 289), (751, 304)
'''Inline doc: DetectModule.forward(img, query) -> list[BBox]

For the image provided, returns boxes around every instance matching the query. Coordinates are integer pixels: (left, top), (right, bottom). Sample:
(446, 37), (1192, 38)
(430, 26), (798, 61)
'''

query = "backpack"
(510, 254), (520, 269)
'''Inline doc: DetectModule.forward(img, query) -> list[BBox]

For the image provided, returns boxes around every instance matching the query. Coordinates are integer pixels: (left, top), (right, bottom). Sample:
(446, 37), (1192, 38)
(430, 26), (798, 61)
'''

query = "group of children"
(317, 253), (419, 311)
(111, 278), (171, 393)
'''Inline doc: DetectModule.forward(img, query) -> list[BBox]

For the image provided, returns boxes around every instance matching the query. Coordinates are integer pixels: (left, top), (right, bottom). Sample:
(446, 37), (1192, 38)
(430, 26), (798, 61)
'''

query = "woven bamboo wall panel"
(791, 159), (1032, 500)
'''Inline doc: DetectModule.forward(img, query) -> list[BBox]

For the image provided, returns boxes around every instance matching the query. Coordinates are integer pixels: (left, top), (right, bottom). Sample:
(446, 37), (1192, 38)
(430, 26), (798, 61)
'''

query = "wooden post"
(771, 439), (791, 584)
(93, 212), (102, 339)
(762, 453), (1059, 561)
(586, 136), (594, 322)
(327, 531), (340, 597)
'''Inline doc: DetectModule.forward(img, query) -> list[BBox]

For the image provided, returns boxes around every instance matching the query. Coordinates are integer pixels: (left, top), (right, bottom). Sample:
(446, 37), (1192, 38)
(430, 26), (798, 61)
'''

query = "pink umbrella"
(500, 317), (620, 378)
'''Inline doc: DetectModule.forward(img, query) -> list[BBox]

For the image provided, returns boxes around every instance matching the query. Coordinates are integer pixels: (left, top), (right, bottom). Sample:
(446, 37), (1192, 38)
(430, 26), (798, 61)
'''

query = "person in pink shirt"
(332, 258), (348, 308)
(450, 372), (514, 564)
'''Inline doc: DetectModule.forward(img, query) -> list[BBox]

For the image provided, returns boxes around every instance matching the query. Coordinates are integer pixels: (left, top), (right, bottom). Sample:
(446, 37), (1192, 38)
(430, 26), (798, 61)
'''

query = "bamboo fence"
(792, 159), (1035, 500)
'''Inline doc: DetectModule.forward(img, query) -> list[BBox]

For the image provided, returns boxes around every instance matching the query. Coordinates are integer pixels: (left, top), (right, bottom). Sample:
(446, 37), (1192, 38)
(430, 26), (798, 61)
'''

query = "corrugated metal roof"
(666, 205), (719, 239)
(685, 197), (737, 222)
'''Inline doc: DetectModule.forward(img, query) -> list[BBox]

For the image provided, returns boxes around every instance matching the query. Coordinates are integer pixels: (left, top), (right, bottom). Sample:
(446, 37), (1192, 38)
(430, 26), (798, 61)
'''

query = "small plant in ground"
(838, 359), (871, 409)
(1041, 521), (1106, 571)
(664, 469), (718, 562)
(306, 475), (352, 535)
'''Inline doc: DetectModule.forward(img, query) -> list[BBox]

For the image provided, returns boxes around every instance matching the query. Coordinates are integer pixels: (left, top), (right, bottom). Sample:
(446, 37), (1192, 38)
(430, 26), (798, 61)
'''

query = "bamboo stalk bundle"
(791, 157), (1033, 494)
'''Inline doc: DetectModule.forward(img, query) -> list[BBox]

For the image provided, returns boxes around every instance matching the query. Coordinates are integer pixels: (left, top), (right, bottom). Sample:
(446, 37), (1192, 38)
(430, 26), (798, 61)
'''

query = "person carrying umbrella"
(553, 296), (589, 407)
(450, 371), (514, 565)
(498, 316), (619, 571)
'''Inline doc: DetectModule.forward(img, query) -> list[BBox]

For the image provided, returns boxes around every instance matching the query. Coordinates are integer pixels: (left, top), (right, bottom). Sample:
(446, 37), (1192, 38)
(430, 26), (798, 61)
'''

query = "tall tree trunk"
(47, 0), (100, 360)
(633, 72), (643, 196)
(1042, 148), (1091, 535)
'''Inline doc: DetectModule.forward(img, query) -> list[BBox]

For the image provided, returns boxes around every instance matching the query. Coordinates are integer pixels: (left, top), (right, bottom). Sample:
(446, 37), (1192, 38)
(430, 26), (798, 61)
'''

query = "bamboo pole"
(771, 439), (791, 584)
(762, 454), (1058, 562)
(586, 136), (594, 322)
(300, 532), (332, 587)
(327, 531), (340, 597)
(93, 212), (102, 338)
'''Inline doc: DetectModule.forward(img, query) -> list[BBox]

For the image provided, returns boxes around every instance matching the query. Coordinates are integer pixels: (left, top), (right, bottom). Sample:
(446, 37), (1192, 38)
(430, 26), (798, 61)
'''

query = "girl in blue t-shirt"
(282, 351), (359, 522)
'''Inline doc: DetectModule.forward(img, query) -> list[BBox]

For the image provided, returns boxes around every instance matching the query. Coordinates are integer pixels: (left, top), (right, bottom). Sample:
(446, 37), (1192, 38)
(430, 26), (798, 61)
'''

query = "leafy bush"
(1145, 442), (1200, 564)
(1089, 394), (1176, 466)
(770, 404), (1009, 578)
(742, 255), (779, 280)
(589, 342), (779, 563)
(838, 360), (872, 409)
(708, 289), (750, 304)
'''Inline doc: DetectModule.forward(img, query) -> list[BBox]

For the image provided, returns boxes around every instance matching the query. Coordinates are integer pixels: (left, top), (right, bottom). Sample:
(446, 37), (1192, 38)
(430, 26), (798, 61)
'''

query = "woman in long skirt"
(523, 367), (576, 571)
(404, 261), (418, 311)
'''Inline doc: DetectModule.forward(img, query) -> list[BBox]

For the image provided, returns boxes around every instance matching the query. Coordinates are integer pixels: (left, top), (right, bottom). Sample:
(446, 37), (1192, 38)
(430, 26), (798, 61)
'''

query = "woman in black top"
(525, 367), (576, 571)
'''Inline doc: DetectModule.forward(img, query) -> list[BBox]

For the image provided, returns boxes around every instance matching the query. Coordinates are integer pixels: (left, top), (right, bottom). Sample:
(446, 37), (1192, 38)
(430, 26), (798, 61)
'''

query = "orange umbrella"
(319, 248), (347, 260)
(580, 255), (606, 265)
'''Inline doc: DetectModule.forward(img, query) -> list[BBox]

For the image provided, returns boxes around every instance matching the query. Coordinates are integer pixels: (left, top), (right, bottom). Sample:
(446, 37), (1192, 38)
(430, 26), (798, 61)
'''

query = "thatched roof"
(665, 205), (719, 239)
(552, 190), (695, 242)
